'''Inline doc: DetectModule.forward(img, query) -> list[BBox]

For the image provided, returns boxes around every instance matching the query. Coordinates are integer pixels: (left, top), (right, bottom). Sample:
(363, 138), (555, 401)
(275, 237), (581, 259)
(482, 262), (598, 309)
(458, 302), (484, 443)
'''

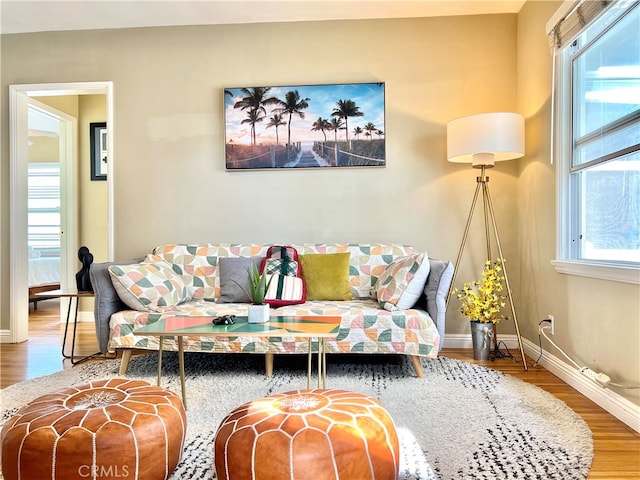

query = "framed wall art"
(90, 122), (107, 181)
(224, 82), (385, 170)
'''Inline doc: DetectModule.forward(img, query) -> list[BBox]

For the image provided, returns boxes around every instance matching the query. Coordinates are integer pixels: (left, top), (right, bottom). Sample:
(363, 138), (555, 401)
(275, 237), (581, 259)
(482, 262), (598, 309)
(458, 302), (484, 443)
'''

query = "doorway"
(9, 82), (114, 343)
(27, 100), (70, 313)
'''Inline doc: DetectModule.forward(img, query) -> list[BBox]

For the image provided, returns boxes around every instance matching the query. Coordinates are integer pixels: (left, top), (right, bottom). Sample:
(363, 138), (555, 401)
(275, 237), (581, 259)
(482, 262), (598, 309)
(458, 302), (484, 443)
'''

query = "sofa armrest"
(424, 258), (454, 343)
(89, 258), (143, 353)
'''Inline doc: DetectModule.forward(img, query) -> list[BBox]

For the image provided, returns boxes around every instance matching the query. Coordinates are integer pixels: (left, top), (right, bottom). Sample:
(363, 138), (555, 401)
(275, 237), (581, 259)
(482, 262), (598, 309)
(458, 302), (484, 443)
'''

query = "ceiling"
(1, 0), (526, 35)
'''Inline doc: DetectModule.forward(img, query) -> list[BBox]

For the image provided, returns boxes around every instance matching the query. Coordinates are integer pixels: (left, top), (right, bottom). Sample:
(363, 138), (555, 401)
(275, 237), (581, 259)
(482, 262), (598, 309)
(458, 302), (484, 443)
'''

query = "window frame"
(552, 1), (640, 285)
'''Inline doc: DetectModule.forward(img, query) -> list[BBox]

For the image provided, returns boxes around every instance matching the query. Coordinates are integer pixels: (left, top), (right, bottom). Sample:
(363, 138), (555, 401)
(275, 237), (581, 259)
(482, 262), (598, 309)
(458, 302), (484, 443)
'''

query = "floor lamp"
(446, 112), (528, 371)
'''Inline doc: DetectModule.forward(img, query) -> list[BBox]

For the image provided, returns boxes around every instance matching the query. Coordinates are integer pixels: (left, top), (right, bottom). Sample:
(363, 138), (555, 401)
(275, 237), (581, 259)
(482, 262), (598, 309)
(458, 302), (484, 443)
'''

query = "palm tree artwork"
(224, 82), (385, 169)
(364, 122), (377, 141)
(312, 117), (332, 142)
(274, 90), (310, 150)
(233, 87), (280, 145)
(266, 114), (286, 145)
(331, 99), (364, 144)
(330, 117), (345, 142)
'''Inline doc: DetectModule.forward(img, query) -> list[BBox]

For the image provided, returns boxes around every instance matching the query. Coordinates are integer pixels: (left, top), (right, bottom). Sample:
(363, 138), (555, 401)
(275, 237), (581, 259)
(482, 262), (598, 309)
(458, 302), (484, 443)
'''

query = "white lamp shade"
(447, 112), (525, 165)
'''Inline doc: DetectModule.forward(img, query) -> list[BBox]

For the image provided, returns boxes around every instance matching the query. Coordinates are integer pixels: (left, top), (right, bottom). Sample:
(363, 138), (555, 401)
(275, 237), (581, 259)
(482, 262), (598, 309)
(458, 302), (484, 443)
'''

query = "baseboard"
(77, 311), (95, 323)
(0, 329), (12, 343)
(54, 310), (94, 324)
(442, 333), (640, 433)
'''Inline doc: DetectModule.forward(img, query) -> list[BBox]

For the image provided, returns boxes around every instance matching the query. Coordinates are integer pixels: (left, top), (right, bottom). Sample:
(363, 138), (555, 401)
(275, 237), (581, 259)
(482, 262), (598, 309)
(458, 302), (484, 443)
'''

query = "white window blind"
(547, 0), (616, 52)
(28, 162), (61, 257)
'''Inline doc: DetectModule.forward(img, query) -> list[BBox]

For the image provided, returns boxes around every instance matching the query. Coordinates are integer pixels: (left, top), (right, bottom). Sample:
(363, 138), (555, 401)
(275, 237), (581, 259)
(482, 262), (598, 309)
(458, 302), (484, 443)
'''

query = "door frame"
(8, 82), (114, 343)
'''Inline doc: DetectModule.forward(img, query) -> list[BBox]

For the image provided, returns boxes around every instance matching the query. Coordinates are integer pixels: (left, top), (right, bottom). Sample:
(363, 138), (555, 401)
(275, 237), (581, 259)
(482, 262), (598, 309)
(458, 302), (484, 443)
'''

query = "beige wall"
(1, 14), (520, 333)
(517, 1), (640, 405)
(2, 8), (637, 405)
(77, 94), (108, 262)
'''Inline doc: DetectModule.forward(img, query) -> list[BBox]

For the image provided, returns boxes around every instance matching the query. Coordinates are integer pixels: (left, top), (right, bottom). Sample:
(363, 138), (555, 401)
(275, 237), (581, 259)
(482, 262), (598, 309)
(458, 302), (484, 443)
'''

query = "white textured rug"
(1, 354), (593, 479)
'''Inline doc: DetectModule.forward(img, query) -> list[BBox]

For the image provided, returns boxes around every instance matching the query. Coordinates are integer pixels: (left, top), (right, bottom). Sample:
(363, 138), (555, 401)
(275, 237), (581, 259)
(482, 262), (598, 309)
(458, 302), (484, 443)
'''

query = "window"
(551, 1), (640, 284)
(28, 163), (61, 258)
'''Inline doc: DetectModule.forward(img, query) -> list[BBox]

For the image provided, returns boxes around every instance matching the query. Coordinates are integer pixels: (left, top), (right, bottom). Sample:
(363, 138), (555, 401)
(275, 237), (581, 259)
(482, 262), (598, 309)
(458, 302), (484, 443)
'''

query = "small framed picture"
(90, 122), (107, 181)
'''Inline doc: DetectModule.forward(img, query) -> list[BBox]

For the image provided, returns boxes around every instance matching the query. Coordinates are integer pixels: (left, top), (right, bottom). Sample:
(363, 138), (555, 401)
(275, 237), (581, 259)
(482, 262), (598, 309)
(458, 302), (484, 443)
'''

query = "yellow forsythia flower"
(454, 258), (508, 324)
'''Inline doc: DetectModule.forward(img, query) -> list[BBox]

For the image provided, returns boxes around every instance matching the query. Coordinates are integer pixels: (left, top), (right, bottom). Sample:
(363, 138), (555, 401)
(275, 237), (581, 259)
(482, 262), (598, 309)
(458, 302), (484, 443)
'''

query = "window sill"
(551, 260), (640, 284)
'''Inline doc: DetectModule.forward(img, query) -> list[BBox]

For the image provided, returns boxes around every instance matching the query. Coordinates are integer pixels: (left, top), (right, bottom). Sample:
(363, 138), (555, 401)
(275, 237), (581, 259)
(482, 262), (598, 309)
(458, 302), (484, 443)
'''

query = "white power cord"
(537, 320), (640, 390)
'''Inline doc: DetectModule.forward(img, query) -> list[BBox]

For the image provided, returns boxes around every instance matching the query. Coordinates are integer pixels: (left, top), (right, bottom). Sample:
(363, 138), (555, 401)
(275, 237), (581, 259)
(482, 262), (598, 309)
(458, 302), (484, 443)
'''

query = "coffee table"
(133, 315), (341, 407)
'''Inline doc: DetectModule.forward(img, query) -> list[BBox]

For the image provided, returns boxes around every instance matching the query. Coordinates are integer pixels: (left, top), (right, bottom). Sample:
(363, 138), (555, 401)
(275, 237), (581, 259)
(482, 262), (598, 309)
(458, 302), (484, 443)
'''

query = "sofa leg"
(119, 350), (133, 375)
(265, 353), (274, 377)
(410, 355), (424, 378)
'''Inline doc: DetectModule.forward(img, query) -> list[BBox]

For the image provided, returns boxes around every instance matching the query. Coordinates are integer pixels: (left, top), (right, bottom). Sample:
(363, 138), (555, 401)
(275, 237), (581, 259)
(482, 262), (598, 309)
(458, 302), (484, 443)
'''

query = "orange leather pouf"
(214, 389), (399, 480)
(1, 378), (186, 480)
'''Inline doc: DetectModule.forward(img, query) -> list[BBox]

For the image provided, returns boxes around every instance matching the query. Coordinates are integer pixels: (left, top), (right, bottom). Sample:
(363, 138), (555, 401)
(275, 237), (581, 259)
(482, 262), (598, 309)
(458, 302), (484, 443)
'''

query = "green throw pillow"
(299, 253), (352, 301)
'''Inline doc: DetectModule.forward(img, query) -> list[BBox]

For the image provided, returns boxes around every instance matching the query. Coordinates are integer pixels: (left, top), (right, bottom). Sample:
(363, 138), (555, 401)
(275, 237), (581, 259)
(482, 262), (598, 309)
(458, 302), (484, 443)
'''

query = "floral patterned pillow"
(108, 257), (190, 312)
(373, 252), (431, 311)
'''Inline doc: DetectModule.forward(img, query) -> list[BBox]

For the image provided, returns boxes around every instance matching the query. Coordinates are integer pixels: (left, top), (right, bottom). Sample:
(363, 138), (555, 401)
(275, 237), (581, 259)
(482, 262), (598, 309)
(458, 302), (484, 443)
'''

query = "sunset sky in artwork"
(224, 82), (385, 146)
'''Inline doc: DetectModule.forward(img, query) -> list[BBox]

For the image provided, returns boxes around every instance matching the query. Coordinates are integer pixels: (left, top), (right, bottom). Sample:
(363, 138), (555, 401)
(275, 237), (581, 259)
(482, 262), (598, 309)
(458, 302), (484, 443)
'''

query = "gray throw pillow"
(424, 258), (454, 340)
(217, 256), (263, 303)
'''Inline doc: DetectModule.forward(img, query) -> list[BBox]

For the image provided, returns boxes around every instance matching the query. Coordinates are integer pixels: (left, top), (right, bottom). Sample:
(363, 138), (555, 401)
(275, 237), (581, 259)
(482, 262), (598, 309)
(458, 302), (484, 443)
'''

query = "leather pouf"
(1, 378), (186, 480)
(214, 389), (399, 480)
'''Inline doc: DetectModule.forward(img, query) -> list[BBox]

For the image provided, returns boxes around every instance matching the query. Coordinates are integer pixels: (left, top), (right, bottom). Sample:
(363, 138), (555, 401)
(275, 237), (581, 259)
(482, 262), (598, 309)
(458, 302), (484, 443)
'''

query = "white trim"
(522, 337), (640, 433)
(9, 88), (30, 343)
(443, 333), (524, 350)
(0, 329), (13, 343)
(76, 311), (95, 323)
(54, 312), (95, 324)
(552, 260), (640, 284)
(442, 334), (640, 432)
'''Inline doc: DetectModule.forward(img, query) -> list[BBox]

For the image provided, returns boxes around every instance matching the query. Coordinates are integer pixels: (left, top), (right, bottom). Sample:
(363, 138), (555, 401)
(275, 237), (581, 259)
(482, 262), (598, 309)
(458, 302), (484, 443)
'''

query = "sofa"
(90, 243), (454, 378)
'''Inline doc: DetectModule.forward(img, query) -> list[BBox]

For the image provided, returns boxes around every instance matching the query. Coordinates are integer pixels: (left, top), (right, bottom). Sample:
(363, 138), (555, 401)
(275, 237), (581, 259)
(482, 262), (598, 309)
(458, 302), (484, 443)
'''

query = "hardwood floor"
(1, 300), (639, 478)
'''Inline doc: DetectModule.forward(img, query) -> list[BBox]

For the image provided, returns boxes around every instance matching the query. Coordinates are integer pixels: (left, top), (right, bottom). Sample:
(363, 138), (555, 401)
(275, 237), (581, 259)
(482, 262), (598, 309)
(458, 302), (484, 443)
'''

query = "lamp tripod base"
(448, 167), (528, 371)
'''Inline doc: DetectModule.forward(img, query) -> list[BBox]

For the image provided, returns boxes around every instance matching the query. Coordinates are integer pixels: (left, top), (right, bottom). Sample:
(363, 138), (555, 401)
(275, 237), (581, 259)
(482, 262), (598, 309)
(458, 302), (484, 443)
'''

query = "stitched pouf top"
(214, 389), (399, 480)
(1, 378), (186, 480)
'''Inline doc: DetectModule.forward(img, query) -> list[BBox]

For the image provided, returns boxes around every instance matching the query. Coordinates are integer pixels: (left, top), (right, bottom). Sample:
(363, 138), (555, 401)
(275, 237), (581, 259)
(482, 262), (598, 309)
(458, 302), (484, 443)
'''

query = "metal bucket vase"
(470, 321), (493, 361)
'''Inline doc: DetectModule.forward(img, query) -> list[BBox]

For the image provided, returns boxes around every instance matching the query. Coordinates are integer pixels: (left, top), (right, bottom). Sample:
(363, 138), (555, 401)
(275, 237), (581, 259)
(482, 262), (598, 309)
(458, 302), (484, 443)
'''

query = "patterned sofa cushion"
(152, 243), (416, 301)
(108, 258), (190, 313)
(108, 299), (440, 357)
(152, 244), (268, 299)
(373, 252), (431, 311)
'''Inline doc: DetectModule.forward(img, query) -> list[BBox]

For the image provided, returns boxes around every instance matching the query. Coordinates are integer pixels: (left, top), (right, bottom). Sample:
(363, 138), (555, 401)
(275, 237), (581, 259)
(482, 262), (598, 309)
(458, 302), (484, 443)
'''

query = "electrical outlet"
(548, 314), (555, 335)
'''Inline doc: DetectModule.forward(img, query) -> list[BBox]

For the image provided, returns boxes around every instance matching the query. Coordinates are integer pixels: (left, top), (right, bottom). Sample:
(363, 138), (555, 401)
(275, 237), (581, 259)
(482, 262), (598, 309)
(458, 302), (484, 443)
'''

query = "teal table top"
(133, 315), (341, 338)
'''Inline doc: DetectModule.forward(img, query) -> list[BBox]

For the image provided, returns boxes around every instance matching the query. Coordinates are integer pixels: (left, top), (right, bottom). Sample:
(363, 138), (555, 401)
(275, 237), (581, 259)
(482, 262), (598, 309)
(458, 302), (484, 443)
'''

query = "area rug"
(0, 354), (593, 479)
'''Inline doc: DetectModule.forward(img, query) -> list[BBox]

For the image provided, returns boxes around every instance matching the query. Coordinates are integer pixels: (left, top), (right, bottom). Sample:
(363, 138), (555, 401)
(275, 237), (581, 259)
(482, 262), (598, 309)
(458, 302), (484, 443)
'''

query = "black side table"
(35, 289), (102, 365)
